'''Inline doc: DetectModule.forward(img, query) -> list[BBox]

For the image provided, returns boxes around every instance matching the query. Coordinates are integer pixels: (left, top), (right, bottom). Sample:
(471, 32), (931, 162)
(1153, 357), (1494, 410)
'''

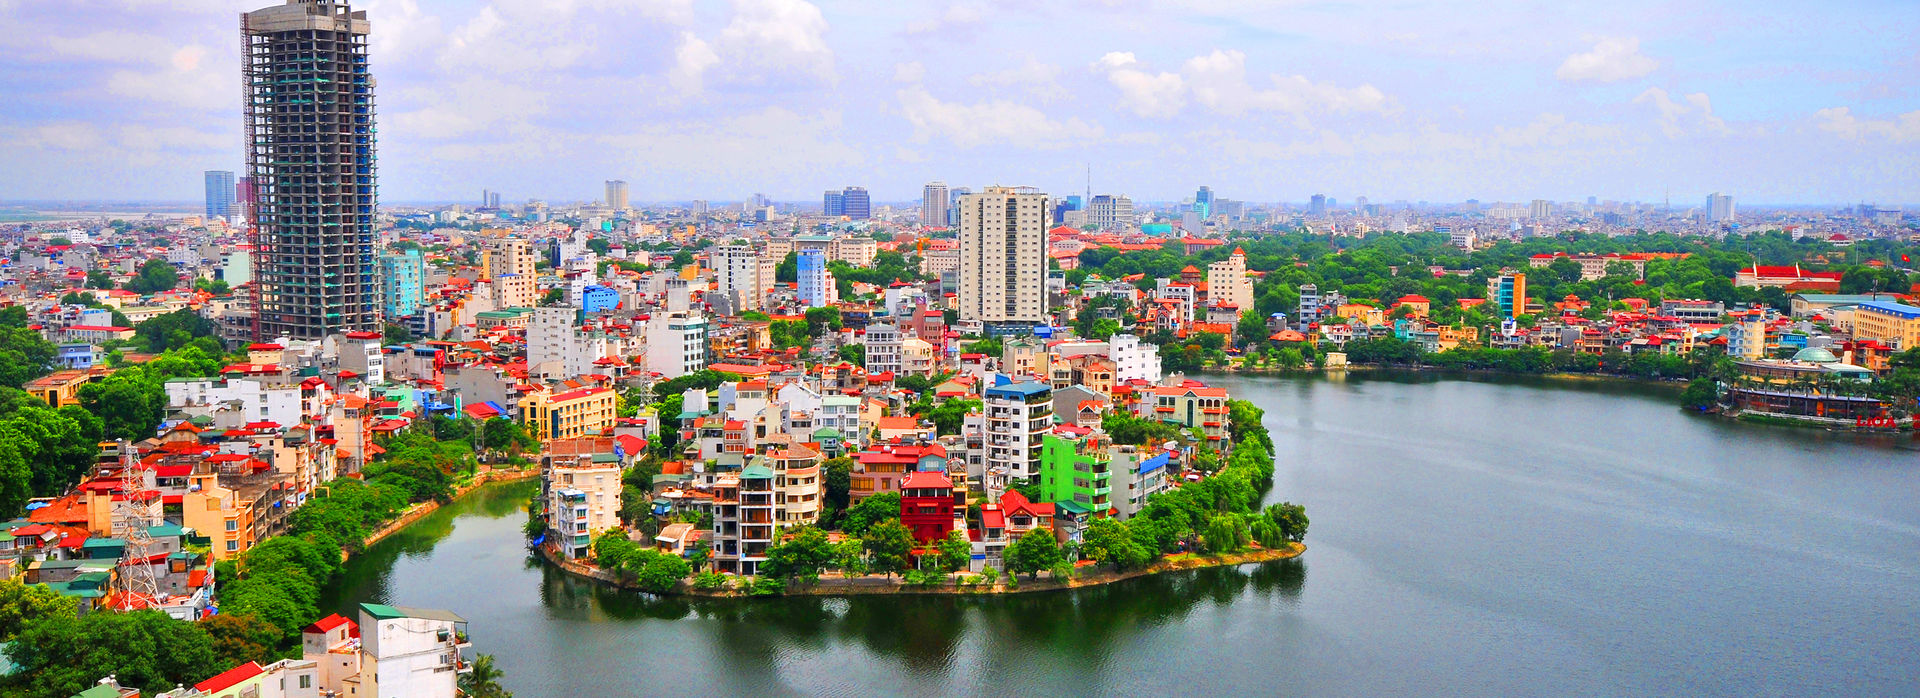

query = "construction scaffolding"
(243, 0), (381, 341)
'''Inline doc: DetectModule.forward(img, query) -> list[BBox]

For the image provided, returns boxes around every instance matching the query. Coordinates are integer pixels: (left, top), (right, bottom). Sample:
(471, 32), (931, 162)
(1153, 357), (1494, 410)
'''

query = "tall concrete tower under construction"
(243, 0), (379, 339)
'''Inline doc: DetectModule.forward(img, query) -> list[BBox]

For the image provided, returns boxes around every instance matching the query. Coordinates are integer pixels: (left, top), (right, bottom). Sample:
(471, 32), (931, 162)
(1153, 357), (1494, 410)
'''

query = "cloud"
(667, 32), (720, 95)
(894, 61), (926, 83)
(719, 0), (835, 82)
(1557, 37), (1657, 83)
(1094, 50), (1391, 121)
(1634, 87), (1732, 138)
(1094, 52), (1186, 118)
(968, 58), (1063, 88)
(1814, 107), (1920, 144)
(896, 85), (1102, 149)
(905, 2), (989, 36)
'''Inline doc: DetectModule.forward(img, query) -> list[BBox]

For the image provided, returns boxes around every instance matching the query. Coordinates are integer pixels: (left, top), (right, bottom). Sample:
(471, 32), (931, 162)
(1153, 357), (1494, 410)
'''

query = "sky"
(2, 0), (1918, 207)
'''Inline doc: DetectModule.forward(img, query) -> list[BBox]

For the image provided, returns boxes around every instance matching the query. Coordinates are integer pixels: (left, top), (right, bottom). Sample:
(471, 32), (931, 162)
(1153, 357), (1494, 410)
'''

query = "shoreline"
(540, 540), (1306, 598)
(1206, 363), (1687, 390)
(358, 466), (539, 551)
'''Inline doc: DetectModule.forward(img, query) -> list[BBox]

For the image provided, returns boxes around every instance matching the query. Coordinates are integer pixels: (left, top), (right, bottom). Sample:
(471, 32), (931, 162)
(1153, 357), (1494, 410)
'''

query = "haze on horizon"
(2, 0), (1917, 207)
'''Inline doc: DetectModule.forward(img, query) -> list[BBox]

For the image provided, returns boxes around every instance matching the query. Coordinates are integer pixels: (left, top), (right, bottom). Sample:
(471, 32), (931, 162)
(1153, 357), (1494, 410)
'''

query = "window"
(226, 519), (238, 531)
(227, 540), (238, 551)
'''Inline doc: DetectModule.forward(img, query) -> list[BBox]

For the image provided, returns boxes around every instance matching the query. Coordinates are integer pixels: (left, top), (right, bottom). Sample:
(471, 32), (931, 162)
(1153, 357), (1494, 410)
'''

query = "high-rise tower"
(606, 180), (630, 210)
(922, 181), (949, 229)
(243, 0), (379, 340)
(958, 186), (1050, 331)
(204, 170), (236, 219)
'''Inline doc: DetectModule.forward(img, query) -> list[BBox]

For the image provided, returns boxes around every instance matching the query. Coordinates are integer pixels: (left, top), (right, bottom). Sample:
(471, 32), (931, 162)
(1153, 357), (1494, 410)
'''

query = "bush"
(693, 572), (729, 590)
(749, 576), (786, 596)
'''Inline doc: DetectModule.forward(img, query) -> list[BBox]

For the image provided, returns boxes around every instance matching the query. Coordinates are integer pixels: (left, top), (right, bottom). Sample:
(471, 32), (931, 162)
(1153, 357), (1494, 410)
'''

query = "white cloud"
(1814, 107), (1920, 144)
(1094, 49), (1392, 121)
(894, 61), (926, 83)
(969, 58), (1062, 88)
(1634, 87), (1732, 138)
(668, 32), (719, 95)
(896, 85), (1102, 149)
(905, 2), (988, 35)
(1557, 37), (1657, 83)
(719, 0), (835, 81)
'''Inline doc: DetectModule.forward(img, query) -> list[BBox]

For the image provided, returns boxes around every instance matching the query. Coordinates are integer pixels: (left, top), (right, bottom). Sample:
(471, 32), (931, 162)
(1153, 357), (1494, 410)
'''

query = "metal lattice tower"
(244, 0), (380, 340)
(113, 442), (161, 604)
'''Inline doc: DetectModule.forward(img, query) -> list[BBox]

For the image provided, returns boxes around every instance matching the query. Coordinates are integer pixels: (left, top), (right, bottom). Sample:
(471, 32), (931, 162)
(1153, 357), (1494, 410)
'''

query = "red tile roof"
(195, 661), (265, 693)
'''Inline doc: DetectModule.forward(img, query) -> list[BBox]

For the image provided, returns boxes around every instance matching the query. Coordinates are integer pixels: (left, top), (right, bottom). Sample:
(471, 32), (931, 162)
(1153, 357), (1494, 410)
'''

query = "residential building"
(355, 603), (470, 698)
(851, 442), (948, 504)
(1659, 299), (1725, 322)
(1707, 192), (1735, 222)
(204, 170), (236, 220)
(1109, 334), (1162, 382)
(1109, 445), (1169, 521)
(244, 0), (380, 339)
(899, 470), (962, 545)
(520, 386), (616, 442)
(645, 311), (708, 378)
(527, 307), (606, 381)
(377, 249), (425, 319)
(796, 249), (834, 307)
(1136, 383), (1230, 443)
(1208, 247), (1253, 313)
(710, 466), (774, 575)
(958, 186), (1050, 329)
(711, 245), (765, 311)
(982, 381), (1052, 493)
(1487, 272), (1527, 318)
(481, 235), (539, 309)
(1038, 431), (1113, 515)
(542, 438), (623, 559)
(864, 323), (902, 376)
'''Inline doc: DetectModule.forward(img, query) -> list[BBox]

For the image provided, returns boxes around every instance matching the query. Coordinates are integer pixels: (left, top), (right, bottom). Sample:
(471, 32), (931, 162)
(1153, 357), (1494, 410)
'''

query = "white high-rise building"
(1087, 194), (1135, 230)
(711, 245), (765, 311)
(958, 186), (1050, 328)
(922, 181), (950, 229)
(605, 180), (630, 210)
(527, 306), (610, 381)
(645, 311), (709, 378)
(1529, 199), (1553, 219)
(983, 381), (1052, 492)
(1207, 247), (1253, 313)
(1707, 193), (1735, 223)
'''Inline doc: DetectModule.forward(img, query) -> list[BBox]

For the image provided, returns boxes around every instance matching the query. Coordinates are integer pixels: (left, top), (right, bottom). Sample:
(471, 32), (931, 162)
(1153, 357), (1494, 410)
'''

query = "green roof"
(811, 427), (841, 438)
(73, 683), (123, 698)
(359, 603), (465, 623)
(741, 465), (775, 479)
(590, 453), (621, 463)
(359, 603), (407, 620)
(148, 524), (187, 538)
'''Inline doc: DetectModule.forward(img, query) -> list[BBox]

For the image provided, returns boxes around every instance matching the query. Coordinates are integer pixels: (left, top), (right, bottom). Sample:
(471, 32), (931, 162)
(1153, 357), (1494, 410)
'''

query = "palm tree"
(459, 654), (513, 698)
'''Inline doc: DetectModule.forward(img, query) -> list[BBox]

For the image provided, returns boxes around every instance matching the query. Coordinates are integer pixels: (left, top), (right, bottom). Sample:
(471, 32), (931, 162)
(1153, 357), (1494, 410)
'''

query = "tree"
(937, 529), (972, 573)
(1265, 502), (1309, 543)
(837, 344), (866, 366)
(821, 457), (854, 518)
(192, 277), (231, 295)
(7, 609), (218, 698)
(840, 491), (900, 536)
(203, 613), (283, 668)
(1081, 517), (1151, 570)
(1203, 514), (1249, 553)
(459, 654), (514, 698)
(540, 288), (566, 306)
(926, 398), (979, 436)
(133, 309), (220, 353)
(861, 520), (915, 578)
(0, 579), (74, 642)
(75, 372), (166, 442)
(123, 258), (181, 295)
(628, 549), (691, 593)
(1679, 377), (1718, 411)
(0, 327), (57, 388)
(762, 527), (836, 582)
(85, 270), (114, 290)
(383, 322), (414, 344)
(833, 539), (868, 577)
(1004, 529), (1063, 580)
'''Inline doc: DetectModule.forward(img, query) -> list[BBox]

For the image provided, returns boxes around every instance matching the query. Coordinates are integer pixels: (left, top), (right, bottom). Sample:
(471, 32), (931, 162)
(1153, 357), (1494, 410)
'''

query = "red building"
(898, 470), (959, 545)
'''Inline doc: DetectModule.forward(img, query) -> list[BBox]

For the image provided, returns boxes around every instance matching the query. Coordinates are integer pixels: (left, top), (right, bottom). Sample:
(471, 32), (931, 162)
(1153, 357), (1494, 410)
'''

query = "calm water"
(324, 373), (1920, 696)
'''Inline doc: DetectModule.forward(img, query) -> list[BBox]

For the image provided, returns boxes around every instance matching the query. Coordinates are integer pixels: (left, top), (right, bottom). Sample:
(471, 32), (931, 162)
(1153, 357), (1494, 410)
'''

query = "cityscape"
(1, 1), (1917, 697)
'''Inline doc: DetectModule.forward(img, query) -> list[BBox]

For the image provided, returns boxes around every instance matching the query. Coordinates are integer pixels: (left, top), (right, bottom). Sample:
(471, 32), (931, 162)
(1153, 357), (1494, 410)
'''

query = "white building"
(483, 235), (539, 310)
(645, 311), (709, 378)
(922, 181), (950, 228)
(1707, 193), (1736, 223)
(356, 603), (469, 698)
(864, 323), (903, 376)
(982, 381), (1052, 493)
(710, 245), (765, 312)
(543, 438), (625, 559)
(1087, 194), (1135, 230)
(527, 306), (609, 382)
(958, 186), (1050, 327)
(164, 376), (302, 431)
(1109, 444), (1171, 521)
(1206, 247), (1253, 314)
(1109, 334), (1162, 382)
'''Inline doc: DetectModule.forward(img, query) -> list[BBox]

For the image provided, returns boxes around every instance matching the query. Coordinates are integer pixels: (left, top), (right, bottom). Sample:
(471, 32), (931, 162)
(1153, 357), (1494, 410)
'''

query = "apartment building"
(542, 437), (624, 559)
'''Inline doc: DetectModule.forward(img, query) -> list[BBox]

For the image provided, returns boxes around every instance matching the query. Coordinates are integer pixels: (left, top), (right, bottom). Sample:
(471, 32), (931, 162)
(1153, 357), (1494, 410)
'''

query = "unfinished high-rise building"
(243, 0), (379, 340)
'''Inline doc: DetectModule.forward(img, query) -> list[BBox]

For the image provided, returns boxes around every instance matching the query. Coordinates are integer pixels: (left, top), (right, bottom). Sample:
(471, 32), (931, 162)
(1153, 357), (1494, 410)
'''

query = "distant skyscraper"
(1530, 199), (1553, 219)
(378, 248), (425, 318)
(1193, 185), (1214, 218)
(244, 0), (379, 340)
(824, 190), (846, 217)
(204, 170), (235, 219)
(711, 245), (765, 311)
(949, 187), (972, 227)
(841, 186), (871, 220)
(1309, 194), (1327, 215)
(1707, 193), (1735, 223)
(958, 186), (1050, 329)
(922, 181), (950, 228)
(605, 180), (629, 210)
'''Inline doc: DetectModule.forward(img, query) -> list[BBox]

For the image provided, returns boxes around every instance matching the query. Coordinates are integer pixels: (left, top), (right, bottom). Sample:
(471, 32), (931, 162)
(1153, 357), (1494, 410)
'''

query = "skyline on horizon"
(2, 0), (1918, 206)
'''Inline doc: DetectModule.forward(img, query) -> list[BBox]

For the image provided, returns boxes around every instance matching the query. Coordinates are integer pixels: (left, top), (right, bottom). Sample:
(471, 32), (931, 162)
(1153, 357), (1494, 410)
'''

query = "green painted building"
(1037, 432), (1114, 514)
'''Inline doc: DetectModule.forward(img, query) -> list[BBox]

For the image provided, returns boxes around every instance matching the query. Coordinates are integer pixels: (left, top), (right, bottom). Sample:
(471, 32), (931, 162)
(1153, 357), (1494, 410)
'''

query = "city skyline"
(2, 1), (1918, 205)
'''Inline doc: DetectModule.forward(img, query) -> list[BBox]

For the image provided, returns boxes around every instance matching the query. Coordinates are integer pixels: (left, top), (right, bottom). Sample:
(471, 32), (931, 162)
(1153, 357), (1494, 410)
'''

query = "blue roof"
(1138, 452), (1170, 475)
(985, 382), (1051, 399)
(1858, 300), (1920, 319)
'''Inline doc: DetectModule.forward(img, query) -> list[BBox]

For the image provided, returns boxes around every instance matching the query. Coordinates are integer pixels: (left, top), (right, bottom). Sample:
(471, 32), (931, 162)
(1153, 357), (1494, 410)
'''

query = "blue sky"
(2, 0), (1917, 206)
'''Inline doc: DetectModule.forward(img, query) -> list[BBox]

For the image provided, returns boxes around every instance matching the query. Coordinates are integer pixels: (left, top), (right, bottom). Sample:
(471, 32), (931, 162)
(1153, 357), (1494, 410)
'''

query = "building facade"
(958, 186), (1050, 329)
(377, 249), (424, 319)
(204, 170), (236, 220)
(922, 181), (950, 228)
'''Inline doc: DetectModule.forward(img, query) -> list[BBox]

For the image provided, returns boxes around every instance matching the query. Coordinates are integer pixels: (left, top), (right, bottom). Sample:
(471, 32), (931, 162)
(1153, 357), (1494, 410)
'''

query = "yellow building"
(1852, 300), (1920, 351)
(22, 366), (112, 408)
(521, 386), (617, 441)
(1335, 303), (1385, 326)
